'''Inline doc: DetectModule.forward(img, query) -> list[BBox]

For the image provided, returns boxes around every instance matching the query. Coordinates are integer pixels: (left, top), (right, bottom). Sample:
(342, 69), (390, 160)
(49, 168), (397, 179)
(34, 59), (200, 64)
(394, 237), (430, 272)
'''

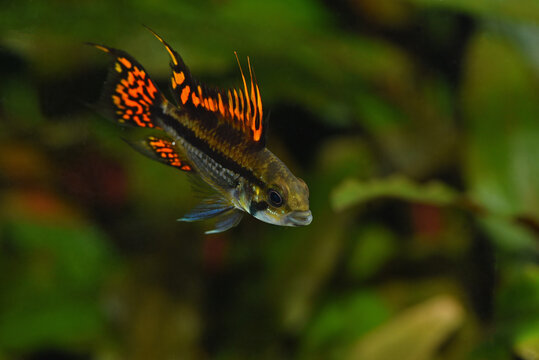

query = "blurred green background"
(0, 0), (538, 359)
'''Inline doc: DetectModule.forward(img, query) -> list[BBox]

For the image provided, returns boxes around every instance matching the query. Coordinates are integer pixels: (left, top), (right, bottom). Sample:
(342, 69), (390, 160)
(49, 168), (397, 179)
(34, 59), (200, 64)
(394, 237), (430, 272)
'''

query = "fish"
(89, 28), (312, 234)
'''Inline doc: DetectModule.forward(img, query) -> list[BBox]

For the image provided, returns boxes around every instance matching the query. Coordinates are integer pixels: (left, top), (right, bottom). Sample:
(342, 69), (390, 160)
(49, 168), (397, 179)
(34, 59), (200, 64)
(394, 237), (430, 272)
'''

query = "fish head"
(245, 157), (312, 227)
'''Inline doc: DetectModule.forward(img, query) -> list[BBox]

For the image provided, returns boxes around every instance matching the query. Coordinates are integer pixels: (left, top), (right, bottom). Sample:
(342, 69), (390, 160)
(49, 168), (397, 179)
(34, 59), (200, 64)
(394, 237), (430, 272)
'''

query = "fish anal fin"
(125, 135), (193, 172)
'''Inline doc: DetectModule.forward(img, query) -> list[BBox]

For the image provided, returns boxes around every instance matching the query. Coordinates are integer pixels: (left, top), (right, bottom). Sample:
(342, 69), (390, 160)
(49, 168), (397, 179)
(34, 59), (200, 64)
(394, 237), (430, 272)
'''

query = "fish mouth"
(286, 210), (313, 226)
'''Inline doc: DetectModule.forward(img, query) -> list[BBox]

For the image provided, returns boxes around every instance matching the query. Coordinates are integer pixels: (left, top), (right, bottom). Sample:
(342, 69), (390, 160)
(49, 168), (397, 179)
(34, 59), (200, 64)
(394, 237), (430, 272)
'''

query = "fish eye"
(268, 189), (283, 207)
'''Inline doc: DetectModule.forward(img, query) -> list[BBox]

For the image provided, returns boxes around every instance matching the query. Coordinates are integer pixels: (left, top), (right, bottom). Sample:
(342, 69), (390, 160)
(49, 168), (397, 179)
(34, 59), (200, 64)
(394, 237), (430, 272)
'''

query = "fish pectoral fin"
(205, 209), (244, 234)
(124, 134), (193, 172)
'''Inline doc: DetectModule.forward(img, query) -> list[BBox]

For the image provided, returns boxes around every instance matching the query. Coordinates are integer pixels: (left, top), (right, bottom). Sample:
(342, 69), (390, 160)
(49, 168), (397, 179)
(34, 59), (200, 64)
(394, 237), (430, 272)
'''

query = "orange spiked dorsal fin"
(147, 28), (267, 150)
(248, 57), (263, 142)
(235, 52), (251, 125)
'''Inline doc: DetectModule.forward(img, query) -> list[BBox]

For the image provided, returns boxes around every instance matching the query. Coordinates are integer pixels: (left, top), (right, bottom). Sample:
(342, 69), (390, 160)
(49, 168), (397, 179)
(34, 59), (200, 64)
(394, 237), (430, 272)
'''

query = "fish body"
(90, 29), (312, 233)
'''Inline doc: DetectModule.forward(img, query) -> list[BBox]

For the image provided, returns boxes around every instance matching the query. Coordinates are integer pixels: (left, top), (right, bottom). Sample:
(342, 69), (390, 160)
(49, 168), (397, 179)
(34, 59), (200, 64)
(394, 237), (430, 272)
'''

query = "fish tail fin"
(89, 43), (167, 129)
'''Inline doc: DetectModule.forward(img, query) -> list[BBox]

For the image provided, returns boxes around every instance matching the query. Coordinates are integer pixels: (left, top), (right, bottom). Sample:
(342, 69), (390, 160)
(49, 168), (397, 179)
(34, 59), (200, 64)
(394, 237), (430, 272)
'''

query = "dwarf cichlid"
(90, 29), (312, 234)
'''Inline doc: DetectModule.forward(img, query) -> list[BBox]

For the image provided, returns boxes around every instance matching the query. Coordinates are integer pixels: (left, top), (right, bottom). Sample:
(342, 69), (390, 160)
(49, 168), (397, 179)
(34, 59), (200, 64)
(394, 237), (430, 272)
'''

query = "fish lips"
(286, 210), (313, 226)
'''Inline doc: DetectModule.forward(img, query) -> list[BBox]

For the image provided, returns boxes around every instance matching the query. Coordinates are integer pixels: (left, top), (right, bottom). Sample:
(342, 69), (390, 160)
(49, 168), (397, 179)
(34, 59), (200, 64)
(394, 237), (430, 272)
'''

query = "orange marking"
(181, 165), (191, 171)
(253, 125), (262, 141)
(181, 85), (190, 104)
(118, 57), (132, 68)
(153, 35), (178, 65)
(203, 98), (209, 109)
(218, 93), (225, 116)
(93, 44), (110, 53)
(235, 53), (251, 121)
(128, 86), (139, 99)
(127, 79), (152, 104)
(132, 67), (147, 81)
(233, 89), (240, 119)
(239, 89), (245, 122)
(117, 89), (143, 114)
(171, 77), (177, 89)
(127, 71), (135, 85)
(149, 140), (161, 147)
(228, 90), (234, 118)
(167, 48), (178, 65)
(251, 83), (263, 141)
(132, 115), (145, 127)
(173, 71), (185, 85)
(146, 80), (157, 99)
(249, 57), (257, 122)
(191, 93), (200, 107)
(256, 84), (263, 125)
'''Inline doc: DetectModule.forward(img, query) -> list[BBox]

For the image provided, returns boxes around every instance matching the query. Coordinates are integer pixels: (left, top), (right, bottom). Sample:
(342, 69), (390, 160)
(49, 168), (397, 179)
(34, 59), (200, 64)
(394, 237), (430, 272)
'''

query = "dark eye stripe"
(249, 201), (268, 215)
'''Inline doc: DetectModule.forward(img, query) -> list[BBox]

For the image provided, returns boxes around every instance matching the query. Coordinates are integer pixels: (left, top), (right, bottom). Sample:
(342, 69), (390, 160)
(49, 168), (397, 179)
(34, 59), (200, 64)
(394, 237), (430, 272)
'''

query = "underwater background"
(0, 0), (538, 359)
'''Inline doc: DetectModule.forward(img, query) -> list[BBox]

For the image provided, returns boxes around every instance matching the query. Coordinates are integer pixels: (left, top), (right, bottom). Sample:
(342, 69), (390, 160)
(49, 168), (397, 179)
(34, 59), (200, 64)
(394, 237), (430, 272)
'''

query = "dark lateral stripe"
(159, 111), (264, 188)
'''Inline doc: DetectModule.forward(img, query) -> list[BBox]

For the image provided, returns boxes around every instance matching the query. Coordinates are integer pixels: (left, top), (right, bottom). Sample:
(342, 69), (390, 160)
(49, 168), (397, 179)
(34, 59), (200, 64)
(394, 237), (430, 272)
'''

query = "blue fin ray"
(205, 209), (244, 234)
(178, 192), (235, 223)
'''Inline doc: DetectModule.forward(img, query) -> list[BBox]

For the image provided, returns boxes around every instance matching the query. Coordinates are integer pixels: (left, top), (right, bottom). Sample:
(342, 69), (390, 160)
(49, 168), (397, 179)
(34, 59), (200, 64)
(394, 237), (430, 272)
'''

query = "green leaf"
(408, 0), (539, 24)
(515, 327), (539, 360)
(331, 175), (459, 212)
(301, 291), (391, 360)
(0, 220), (115, 350)
(462, 31), (539, 220)
(497, 265), (539, 337)
(347, 226), (397, 280)
(346, 295), (464, 360)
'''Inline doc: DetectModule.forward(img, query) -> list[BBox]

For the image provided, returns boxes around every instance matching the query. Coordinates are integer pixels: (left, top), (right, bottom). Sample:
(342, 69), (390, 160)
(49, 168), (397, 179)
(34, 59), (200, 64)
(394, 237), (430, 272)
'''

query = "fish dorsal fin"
(147, 28), (266, 150)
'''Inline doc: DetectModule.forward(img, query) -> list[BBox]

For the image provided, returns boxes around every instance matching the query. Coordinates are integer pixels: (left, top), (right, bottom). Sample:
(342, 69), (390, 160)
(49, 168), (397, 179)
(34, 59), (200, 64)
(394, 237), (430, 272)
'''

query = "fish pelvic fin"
(205, 209), (244, 234)
(177, 191), (244, 233)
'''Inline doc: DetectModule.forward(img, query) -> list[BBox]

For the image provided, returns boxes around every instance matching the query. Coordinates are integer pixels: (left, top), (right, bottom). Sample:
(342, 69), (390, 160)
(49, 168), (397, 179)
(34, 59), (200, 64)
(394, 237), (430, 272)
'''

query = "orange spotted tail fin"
(89, 43), (166, 129)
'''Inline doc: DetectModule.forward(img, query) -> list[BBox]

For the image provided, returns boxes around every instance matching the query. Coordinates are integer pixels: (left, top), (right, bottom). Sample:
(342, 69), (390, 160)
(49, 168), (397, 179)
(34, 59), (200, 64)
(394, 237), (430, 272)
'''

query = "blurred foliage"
(331, 175), (459, 211)
(0, 0), (538, 359)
